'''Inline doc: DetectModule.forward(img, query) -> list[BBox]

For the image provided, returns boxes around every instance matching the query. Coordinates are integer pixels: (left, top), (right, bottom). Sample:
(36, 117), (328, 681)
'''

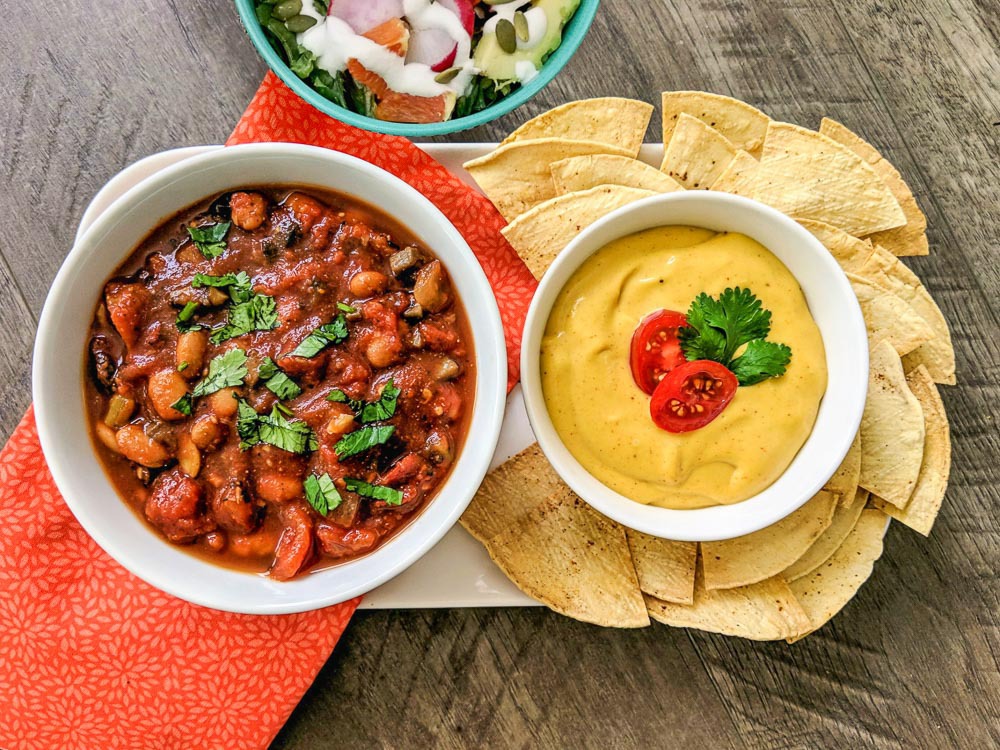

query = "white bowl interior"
(33, 143), (507, 613)
(521, 192), (869, 542)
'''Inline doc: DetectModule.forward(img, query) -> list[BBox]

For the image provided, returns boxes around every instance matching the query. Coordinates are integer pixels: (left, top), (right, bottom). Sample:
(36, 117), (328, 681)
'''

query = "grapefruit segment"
(362, 17), (410, 56)
(376, 90), (456, 123)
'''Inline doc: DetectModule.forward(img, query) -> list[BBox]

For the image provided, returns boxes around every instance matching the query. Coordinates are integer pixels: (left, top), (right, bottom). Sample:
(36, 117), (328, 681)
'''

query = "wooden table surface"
(2, 1), (998, 747)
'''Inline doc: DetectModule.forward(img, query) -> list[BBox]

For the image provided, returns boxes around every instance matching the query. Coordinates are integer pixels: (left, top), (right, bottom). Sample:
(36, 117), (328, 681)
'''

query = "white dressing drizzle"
(297, 0), (478, 99)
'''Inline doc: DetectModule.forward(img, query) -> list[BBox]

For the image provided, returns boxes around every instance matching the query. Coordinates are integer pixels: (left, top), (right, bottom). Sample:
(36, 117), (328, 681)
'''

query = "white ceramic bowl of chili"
(33, 142), (507, 613)
(520, 191), (869, 542)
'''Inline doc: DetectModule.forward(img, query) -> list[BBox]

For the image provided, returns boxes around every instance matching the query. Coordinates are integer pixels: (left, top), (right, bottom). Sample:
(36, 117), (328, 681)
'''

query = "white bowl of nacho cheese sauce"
(520, 192), (869, 542)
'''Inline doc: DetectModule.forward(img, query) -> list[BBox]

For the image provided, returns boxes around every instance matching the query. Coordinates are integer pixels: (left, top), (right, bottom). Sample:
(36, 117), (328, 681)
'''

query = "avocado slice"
(474, 0), (582, 83)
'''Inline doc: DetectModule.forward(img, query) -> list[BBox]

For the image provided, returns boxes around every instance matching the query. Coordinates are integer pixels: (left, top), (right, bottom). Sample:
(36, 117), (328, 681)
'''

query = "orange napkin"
(0, 72), (535, 749)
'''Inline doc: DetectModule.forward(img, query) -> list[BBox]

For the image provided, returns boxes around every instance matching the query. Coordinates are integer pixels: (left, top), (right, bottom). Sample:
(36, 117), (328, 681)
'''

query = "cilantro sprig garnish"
(334, 424), (395, 459)
(187, 222), (230, 259)
(236, 399), (318, 454)
(191, 272), (278, 344)
(170, 349), (249, 416)
(678, 287), (792, 386)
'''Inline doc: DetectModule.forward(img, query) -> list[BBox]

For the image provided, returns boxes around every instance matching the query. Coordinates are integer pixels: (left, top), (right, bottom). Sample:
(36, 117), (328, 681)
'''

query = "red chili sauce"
(85, 186), (474, 580)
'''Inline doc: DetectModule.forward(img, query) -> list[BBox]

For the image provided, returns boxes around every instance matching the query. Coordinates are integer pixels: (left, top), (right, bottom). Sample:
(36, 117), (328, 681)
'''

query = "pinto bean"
(190, 414), (225, 450)
(269, 503), (314, 580)
(116, 424), (170, 467)
(176, 330), (208, 376)
(349, 270), (389, 298)
(230, 191), (268, 231)
(365, 334), (402, 369)
(208, 387), (239, 418)
(177, 432), (201, 478)
(94, 422), (120, 453)
(148, 370), (190, 421)
(255, 473), (304, 503)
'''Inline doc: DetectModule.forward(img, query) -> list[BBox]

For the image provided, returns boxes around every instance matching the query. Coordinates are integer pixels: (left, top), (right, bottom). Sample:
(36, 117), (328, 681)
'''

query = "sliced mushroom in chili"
(84, 186), (475, 579)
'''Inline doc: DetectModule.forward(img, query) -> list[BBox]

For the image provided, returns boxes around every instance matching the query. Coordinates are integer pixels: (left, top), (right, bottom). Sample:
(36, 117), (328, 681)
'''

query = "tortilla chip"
(819, 118), (929, 257)
(487, 487), (650, 628)
(857, 246), (955, 384)
(626, 530), (697, 604)
(754, 122), (906, 236)
(823, 430), (861, 504)
(501, 185), (657, 279)
(550, 154), (684, 195)
(660, 113), (737, 189)
(783, 489), (868, 581)
(787, 509), (887, 639)
(646, 570), (811, 641)
(501, 98), (652, 155)
(872, 365), (951, 535)
(859, 341), (925, 508)
(460, 443), (565, 545)
(661, 91), (771, 156)
(847, 273), (935, 357)
(796, 219), (875, 274)
(701, 491), (838, 590)
(464, 138), (632, 221)
(709, 150), (759, 196)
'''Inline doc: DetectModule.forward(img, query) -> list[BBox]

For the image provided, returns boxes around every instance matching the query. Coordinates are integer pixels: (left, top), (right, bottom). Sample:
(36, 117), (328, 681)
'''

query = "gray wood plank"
(0, 0), (997, 748)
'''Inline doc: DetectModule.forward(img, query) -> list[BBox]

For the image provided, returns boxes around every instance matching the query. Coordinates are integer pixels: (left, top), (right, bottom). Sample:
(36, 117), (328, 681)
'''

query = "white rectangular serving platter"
(77, 143), (659, 609)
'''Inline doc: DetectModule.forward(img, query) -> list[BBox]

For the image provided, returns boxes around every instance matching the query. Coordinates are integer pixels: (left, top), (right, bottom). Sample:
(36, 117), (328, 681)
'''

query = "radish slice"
(437, 0), (475, 35)
(328, 0), (404, 34)
(406, 27), (458, 72)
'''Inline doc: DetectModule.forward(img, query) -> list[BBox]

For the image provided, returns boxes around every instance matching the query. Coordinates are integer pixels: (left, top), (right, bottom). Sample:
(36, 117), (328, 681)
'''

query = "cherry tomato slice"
(650, 360), (738, 433)
(629, 309), (690, 395)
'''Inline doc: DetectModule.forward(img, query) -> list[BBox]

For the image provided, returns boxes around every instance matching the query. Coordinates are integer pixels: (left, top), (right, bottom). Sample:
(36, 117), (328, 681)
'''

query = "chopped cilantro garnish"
(171, 394), (193, 416)
(337, 302), (357, 314)
(210, 294), (278, 344)
(258, 357), (302, 400)
(236, 398), (317, 454)
(290, 315), (349, 358)
(178, 361), (189, 372)
(678, 287), (792, 386)
(334, 424), (395, 459)
(360, 380), (400, 423)
(192, 271), (253, 303)
(191, 349), (248, 398)
(345, 477), (403, 506)
(187, 222), (230, 259)
(304, 473), (342, 515)
(175, 301), (202, 333)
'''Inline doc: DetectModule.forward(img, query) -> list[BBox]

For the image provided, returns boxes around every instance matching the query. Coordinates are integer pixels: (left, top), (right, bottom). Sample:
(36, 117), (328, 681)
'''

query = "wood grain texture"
(1, 1), (998, 748)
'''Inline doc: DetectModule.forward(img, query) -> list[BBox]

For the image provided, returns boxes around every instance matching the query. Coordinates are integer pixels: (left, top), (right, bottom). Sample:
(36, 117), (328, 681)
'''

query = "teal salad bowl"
(235, 0), (600, 137)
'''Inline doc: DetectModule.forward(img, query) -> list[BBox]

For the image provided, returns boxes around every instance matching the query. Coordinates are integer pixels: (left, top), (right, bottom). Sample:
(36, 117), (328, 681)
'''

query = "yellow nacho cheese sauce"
(540, 227), (828, 509)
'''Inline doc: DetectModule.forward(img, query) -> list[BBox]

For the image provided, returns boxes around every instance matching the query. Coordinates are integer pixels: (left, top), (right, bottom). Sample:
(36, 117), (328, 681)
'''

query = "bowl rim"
(233, 0), (600, 137)
(33, 141), (507, 613)
(519, 191), (869, 542)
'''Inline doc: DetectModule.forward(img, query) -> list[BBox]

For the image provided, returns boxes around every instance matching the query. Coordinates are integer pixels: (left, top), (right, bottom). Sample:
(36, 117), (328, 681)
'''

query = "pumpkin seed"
(495, 18), (517, 54)
(513, 10), (530, 42)
(434, 67), (461, 84)
(286, 14), (317, 32)
(272, 0), (302, 21)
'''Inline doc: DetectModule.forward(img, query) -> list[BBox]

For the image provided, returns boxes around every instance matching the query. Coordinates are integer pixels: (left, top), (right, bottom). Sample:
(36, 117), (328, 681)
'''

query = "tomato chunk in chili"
(85, 186), (474, 579)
